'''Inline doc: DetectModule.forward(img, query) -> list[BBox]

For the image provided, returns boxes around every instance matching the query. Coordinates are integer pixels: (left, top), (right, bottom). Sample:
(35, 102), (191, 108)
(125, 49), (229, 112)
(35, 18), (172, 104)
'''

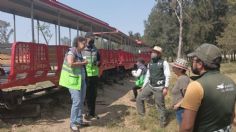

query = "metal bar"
(101, 28), (103, 49)
(58, 14), (61, 45)
(55, 24), (57, 45)
(31, 0), (35, 42)
(108, 35), (111, 50)
(69, 27), (71, 46)
(77, 22), (79, 37)
(13, 14), (16, 42)
(37, 20), (39, 43)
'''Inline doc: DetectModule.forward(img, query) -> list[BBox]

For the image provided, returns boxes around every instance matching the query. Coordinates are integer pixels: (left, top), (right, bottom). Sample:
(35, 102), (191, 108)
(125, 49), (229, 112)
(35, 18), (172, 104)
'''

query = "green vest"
(82, 47), (99, 77)
(149, 59), (165, 87)
(85, 56), (99, 77)
(59, 55), (82, 90)
(193, 71), (236, 132)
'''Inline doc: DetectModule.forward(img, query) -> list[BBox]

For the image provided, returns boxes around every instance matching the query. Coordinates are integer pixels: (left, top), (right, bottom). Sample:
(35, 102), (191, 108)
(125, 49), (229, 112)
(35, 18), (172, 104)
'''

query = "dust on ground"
(0, 63), (236, 132)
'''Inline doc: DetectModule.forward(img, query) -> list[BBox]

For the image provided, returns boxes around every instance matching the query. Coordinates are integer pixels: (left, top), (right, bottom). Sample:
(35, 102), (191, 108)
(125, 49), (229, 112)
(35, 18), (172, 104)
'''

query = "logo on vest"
(157, 80), (164, 85)
(157, 62), (162, 66)
(216, 83), (235, 92)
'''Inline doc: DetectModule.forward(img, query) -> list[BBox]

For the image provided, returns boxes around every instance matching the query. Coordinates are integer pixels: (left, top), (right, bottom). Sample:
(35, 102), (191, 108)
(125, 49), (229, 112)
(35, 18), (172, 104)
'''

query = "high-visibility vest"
(84, 56), (99, 77)
(82, 47), (99, 77)
(59, 53), (82, 90)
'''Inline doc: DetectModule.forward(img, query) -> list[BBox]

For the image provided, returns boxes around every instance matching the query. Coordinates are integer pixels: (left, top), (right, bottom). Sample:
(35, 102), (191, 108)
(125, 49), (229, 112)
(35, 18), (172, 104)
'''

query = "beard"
(191, 66), (200, 75)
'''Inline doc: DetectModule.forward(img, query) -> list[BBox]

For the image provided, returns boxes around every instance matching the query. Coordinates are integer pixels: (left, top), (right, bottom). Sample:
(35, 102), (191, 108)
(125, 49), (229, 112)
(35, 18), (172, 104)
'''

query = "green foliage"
(60, 36), (71, 46)
(37, 22), (53, 44)
(128, 31), (142, 40)
(144, 0), (230, 58)
(0, 20), (13, 44)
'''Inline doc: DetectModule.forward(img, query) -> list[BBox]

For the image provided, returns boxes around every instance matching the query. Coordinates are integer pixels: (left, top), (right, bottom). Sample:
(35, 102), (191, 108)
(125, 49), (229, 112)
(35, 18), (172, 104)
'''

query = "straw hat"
(171, 58), (189, 71)
(152, 46), (162, 53)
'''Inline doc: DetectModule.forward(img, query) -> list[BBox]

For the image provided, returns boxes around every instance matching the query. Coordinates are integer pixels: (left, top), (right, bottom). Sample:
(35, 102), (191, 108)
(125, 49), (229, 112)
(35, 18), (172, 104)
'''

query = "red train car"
(0, 0), (151, 108)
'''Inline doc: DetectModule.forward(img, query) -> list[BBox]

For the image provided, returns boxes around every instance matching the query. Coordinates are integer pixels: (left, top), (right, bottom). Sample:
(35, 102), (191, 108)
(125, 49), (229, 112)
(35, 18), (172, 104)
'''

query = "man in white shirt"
(136, 46), (170, 128)
(130, 58), (147, 102)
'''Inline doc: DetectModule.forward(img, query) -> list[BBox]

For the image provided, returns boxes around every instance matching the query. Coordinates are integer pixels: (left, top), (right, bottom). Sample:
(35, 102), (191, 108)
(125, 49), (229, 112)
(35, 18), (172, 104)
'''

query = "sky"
(0, 0), (156, 44)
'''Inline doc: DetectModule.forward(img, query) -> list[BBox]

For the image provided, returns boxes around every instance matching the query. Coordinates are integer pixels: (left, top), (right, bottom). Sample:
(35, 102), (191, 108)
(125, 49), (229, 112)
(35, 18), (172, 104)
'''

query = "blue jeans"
(176, 108), (184, 125)
(68, 73), (86, 127)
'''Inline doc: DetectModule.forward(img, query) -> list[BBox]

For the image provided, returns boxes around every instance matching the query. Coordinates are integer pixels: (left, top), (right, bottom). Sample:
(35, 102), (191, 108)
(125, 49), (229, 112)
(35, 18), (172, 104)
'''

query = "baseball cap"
(187, 43), (222, 65)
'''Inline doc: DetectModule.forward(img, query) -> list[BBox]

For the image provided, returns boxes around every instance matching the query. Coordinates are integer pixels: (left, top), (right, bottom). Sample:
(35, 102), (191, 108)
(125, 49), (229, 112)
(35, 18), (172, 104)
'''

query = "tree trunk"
(177, 0), (183, 58)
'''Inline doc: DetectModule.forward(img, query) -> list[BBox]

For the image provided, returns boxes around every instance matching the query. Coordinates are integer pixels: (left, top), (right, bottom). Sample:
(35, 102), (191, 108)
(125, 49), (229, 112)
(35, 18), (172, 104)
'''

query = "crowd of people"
(59, 32), (236, 132)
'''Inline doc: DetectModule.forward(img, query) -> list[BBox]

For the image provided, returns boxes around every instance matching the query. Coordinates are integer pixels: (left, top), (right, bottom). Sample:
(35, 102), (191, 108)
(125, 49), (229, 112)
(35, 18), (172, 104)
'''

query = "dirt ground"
(0, 63), (236, 132)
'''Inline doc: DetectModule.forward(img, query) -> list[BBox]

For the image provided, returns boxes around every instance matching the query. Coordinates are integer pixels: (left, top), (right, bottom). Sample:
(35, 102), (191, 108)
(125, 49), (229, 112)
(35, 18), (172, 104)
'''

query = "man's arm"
(180, 81), (204, 132)
(233, 105), (236, 126)
(67, 54), (87, 67)
(142, 68), (150, 89)
(132, 69), (142, 77)
(180, 109), (197, 132)
(163, 61), (170, 88)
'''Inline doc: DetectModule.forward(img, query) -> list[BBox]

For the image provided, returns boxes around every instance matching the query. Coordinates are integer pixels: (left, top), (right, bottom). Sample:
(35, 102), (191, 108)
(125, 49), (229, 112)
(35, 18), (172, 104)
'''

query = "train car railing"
(0, 42), (69, 90)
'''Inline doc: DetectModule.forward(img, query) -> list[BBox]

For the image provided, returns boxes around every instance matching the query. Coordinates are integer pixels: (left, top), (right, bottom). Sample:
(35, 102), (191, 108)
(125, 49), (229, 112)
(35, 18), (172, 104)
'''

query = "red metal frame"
(0, 42), (150, 89)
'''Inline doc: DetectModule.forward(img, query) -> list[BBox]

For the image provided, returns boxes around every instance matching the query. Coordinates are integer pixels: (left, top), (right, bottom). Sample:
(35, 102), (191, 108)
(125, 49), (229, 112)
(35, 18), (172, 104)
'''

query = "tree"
(144, 0), (229, 58)
(216, 1), (236, 62)
(144, 1), (179, 58)
(0, 20), (13, 44)
(60, 36), (70, 46)
(128, 31), (142, 40)
(171, 0), (184, 58)
(37, 22), (53, 44)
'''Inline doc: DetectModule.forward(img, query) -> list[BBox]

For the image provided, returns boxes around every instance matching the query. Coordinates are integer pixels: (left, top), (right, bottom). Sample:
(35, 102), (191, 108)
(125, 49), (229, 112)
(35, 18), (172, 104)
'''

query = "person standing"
(170, 58), (190, 126)
(130, 58), (147, 102)
(59, 36), (89, 132)
(82, 32), (100, 120)
(136, 46), (171, 127)
(180, 43), (236, 132)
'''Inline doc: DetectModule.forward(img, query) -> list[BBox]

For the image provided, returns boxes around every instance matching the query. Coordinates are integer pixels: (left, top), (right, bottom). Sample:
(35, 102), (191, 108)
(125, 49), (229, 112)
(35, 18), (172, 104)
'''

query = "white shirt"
(142, 60), (171, 88)
(131, 69), (142, 77)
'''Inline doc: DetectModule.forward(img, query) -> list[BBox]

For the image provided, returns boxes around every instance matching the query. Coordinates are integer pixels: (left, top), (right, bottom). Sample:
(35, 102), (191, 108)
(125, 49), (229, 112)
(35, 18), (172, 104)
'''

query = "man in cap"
(180, 43), (236, 132)
(136, 46), (171, 127)
(82, 32), (100, 120)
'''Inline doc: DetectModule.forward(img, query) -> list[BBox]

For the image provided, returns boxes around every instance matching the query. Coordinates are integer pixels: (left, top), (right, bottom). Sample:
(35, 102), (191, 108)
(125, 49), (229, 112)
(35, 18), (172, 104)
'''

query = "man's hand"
(139, 87), (144, 92)
(163, 87), (168, 96)
(82, 60), (88, 65)
(173, 104), (180, 110)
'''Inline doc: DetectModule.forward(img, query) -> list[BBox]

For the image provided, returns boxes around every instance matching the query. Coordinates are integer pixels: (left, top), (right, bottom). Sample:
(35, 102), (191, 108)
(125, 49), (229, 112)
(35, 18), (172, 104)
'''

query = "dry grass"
(0, 62), (236, 132)
(100, 62), (236, 132)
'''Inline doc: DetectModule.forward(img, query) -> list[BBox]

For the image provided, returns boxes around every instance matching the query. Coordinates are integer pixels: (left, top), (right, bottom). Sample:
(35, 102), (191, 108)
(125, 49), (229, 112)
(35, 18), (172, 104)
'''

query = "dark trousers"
(86, 76), (98, 116)
(136, 84), (167, 124)
(132, 86), (141, 99)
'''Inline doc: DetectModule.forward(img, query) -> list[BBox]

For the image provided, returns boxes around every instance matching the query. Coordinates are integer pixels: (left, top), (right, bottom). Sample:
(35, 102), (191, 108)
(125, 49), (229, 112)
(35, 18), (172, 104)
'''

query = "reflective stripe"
(213, 125), (231, 132)
(62, 67), (73, 74)
(62, 63), (81, 76)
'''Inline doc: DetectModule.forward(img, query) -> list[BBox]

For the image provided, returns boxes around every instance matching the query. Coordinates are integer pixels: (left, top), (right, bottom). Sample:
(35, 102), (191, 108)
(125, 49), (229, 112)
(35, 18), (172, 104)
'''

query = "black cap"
(136, 58), (145, 64)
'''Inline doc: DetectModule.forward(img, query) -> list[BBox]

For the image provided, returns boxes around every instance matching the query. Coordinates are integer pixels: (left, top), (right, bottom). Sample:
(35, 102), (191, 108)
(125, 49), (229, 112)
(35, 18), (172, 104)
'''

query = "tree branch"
(175, 9), (181, 23)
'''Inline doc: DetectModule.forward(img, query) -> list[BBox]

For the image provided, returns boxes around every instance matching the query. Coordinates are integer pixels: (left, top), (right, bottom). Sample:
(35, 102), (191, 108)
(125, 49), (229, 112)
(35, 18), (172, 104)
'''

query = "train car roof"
(0, 0), (149, 47)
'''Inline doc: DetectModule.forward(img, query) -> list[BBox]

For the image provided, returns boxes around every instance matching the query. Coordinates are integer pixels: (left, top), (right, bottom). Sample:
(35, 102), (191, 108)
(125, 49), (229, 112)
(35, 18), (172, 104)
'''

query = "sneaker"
(70, 126), (80, 132)
(84, 114), (100, 120)
(77, 122), (90, 128)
